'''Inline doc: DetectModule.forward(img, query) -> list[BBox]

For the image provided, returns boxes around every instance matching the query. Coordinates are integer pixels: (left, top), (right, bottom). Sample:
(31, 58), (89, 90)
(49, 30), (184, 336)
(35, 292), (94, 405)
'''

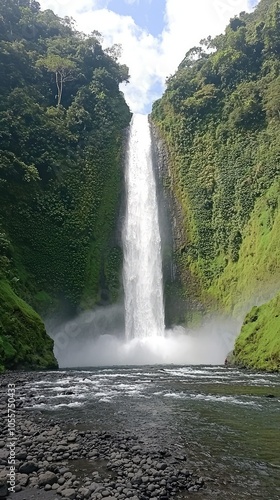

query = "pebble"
(0, 372), (206, 500)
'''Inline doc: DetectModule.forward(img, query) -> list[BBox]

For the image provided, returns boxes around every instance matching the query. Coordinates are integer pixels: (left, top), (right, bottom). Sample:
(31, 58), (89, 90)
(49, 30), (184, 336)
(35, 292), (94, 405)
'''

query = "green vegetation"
(233, 292), (280, 371)
(151, 0), (280, 369)
(0, 0), (131, 370)
(0, 279), (57, 369)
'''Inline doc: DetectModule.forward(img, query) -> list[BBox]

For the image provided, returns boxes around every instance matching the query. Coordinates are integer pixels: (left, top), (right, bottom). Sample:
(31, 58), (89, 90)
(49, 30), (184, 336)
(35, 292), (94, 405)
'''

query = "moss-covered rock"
(151, 0), (280, 369)
(0, 280), (58, 370)
(233, 292), (280, 372)
(209, 180), (280, 317)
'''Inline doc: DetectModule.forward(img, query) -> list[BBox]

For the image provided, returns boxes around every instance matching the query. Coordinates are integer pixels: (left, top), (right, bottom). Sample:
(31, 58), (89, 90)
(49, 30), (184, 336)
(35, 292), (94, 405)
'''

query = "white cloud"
(39, 0), (258, 113)
(160, 0), (253, 81)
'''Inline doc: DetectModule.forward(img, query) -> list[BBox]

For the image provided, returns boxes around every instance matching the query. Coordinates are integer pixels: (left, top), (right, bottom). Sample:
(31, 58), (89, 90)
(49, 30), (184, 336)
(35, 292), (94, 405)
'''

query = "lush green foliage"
(152, 0), (280, 367)
(209, 179), (280, 316)
(0, 0), (131, 369)
(0, 279), (58, 369)
(152, 0), (280, 316)
(233, 292), (280, 371)
(0, 0), (131, 309)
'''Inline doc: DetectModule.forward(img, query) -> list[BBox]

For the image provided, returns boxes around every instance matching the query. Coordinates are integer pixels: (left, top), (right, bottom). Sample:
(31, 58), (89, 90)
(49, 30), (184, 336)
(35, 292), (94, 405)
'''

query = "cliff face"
(151, 123), (205, 326)
(151, 0), (280, 369)
(0, 0), (131, 370)
(0, 280), (58, 371)
(233, 292), (280, 372)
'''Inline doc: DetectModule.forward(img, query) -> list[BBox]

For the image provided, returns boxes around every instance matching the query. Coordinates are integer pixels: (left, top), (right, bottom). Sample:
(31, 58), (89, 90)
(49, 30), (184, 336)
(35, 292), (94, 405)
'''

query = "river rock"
(17, 473), (29, 486)
(19, 461), (38, 474)
(38, 471), (58, 487)
(16, 450), (28, 460)
(62, 488), (76, 498)
(79, 487), (91, 498)
(0, 478), (8, 499)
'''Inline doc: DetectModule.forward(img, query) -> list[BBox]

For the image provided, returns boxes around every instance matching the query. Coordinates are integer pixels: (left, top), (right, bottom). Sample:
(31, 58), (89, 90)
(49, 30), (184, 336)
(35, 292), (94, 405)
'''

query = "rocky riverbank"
(0, 373), (205, 500)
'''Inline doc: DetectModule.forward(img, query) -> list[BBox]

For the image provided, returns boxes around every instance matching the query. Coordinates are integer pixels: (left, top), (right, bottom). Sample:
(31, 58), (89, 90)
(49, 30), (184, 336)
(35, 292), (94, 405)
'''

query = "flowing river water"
(23, 365), (280, 499)
(39, 115), (280, 500)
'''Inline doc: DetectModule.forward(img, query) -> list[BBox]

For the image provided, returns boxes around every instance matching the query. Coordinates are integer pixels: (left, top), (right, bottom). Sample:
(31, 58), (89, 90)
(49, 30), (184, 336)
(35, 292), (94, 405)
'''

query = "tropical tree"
(37, 54), (76, 105)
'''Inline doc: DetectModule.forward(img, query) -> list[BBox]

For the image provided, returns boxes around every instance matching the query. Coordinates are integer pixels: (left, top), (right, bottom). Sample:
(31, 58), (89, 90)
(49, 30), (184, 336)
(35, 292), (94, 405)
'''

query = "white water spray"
(123, 114), (165, 340)
(51, 117), (240, 368)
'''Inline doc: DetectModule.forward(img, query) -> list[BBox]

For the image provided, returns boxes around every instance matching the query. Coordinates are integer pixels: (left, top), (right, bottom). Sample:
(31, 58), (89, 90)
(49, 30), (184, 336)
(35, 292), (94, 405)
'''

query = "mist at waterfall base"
(50, 307), (240, 368)
(50, 114), (239, 368)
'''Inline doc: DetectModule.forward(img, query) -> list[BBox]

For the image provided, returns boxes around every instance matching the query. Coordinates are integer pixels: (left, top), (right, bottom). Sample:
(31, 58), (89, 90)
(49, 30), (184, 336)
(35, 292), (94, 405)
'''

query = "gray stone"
(17, 473), (29, 486)
(0, 450), (9, 462)
(59, 467), (70, 475)
(67, 435), (77, 443)
(62, 488), (76, 499)
(141, 476), (149, 484)
(157, 462), (167, 470)
(16, 451), (28, 460)
(37, 435), (47, 443)
(90, 482), (102, 493)
(0, 478), (8, 498)
(101, 490), (110, 497)
(29, 477), (39, 487)
(38, 471), (58, 487)
(64, 472), (73, 480)
(19, 461), (38, 474)
(23, 440), (32, 447)
(89, 450), (99, 458)
(79, 487), (91, 498)
(188, 485), (198, 492)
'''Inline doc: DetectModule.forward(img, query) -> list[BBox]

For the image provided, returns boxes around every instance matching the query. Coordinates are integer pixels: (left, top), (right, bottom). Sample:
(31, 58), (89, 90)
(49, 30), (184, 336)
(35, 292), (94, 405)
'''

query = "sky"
(39, 0), (260, 113)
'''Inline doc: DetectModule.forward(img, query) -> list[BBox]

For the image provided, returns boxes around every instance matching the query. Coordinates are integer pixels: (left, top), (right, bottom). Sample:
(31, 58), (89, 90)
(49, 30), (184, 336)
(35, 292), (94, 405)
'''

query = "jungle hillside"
(151, 0), (280, 371)
(0, 0), (131, 370)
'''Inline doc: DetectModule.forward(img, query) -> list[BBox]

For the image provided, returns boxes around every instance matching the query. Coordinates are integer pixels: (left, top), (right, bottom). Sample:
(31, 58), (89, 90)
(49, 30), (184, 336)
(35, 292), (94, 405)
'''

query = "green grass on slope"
(234, 292), (280, 372)
(209, 180), (280, 317)
(0, 280), (58, 370)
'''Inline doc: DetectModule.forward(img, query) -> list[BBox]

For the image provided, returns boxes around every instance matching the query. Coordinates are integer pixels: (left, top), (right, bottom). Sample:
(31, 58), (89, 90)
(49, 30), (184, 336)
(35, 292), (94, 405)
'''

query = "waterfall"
(123, 114), (165, 340)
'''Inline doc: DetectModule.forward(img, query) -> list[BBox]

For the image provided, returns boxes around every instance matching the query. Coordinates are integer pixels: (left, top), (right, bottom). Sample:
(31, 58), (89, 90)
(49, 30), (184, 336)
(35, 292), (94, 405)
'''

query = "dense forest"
(152, 0), (280, 370)
(1, 0), (279, 372)
(0, 0), (131, 370)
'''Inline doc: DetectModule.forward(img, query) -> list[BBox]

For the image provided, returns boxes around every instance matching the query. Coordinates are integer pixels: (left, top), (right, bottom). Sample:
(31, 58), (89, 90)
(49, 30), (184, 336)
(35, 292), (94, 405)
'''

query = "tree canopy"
(0, 0), (131, 316)
(152, 0), (280, 324)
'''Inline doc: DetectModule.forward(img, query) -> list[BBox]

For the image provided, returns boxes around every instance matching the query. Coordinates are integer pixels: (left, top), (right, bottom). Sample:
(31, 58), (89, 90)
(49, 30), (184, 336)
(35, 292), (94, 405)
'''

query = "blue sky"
(108, 0), (165, 37)
(40, 0), (260, 113)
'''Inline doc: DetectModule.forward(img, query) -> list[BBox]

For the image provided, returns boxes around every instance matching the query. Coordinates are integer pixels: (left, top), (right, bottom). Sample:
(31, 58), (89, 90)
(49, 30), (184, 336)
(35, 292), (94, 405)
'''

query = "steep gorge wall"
(151, 123), (205, 326)
(151, 0), (280, 370)
(0, 0), (131, 370)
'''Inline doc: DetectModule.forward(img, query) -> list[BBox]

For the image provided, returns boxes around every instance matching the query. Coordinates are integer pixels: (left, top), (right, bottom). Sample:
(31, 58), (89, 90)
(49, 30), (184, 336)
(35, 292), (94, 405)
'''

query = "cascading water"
(123, 114), (165, 340)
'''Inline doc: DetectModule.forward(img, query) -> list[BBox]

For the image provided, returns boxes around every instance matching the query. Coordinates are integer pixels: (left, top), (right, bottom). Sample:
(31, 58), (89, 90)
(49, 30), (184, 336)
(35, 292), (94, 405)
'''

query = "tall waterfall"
(123, 114), (165, 340)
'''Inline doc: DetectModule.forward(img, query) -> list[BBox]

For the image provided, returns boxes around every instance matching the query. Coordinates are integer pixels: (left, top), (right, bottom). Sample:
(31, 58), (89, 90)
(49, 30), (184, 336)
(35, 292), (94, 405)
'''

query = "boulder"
(19, 461), (38, 474)
(62, 488), (76, 499)
(38, 471), (58, 487)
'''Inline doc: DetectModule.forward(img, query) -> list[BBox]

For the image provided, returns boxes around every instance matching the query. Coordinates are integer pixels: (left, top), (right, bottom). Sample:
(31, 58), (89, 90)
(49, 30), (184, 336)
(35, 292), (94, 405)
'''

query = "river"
(22, 365), (280, 499)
